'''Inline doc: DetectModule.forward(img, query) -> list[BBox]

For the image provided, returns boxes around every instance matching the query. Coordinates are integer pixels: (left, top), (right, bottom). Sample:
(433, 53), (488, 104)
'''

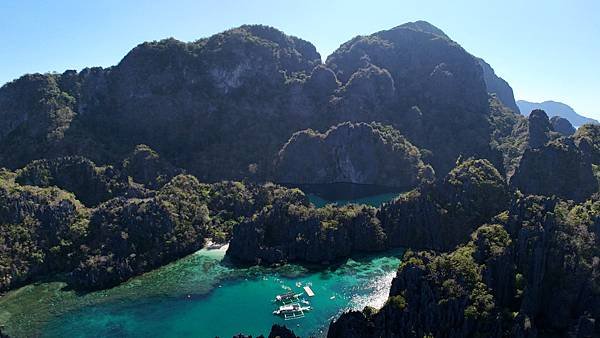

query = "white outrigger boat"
(274, 292), (303, 304)
(273, 303), (312, 320)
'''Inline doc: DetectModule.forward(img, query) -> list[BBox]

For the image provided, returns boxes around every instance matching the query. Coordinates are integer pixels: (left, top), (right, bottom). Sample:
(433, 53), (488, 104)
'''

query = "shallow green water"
(0, 248), (402, 338)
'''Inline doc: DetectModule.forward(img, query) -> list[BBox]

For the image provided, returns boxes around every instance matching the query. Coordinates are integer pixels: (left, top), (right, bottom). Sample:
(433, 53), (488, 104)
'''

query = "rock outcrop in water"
(266, 325), (299, 338)
(275, 122), (433, 188)
(233, 324), (299, 338)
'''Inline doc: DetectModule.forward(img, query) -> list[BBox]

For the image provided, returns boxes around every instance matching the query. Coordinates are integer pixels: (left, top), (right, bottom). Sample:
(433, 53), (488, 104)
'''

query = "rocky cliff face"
(478, 58), (520, 114)
(14, 156), (148, 207)
(0, 26), (323, 182)
(526, 109), (558, 148)
(0, 21), (513, 184)
(227, 159), (508, 264)
(574, 124), (600, 164)
(0, 154), (314, 292)
(12, 144), (179, 207)
(325, 21), (500, 175)
(379, 158), (510, 251)
(329, 195), (600, 337)
(550, 116), (576, 136)
(329, 224), (514, 338)
(227, 202), (386, 265)
(69, 175), (212, 290)
(275, 122), (433, 188)
(0, 169), (88, 291)
(511, 137), (597, 202)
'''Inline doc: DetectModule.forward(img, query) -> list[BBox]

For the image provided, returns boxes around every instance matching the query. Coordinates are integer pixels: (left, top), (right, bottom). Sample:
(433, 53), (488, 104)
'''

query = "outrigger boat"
(273, 303), (312, 320)
(274, 292), (303, 303)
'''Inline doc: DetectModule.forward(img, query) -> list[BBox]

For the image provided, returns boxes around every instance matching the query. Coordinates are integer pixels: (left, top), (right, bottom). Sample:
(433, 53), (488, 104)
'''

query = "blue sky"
(1, 0), (599, 118)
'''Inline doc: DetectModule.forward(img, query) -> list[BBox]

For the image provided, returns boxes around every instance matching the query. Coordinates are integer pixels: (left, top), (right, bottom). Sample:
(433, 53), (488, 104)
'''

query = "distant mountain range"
(517, 100), (598, 127)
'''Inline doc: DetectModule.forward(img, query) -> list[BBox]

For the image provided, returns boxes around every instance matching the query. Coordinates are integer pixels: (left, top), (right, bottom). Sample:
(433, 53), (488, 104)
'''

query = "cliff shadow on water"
(283, 182), (403, 208)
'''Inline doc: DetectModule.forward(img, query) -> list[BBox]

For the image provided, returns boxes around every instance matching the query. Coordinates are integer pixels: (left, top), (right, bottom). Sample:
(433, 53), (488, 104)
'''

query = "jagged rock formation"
(506, 108), (596, 202)
(329, 224), (514, 337)
(488, 97), (529, 177)
(69, 175), (212, 290)
(517, 100), (598, 127)
(233, 325), (299, 338)
(329, 195), (600, 337)
(0, 169), (88, 291)
(275, 122), (433, 188)
(478, 58), (520, 113)
(527, 109), (558, 148)
(325, 21), (501, 175)
(227, 202), (386, 265)
(0, 155), (314, 292)
(0, 21), (515, 184)
(511, 138), (597, 202)
(120, 144), (182, 189)
(227, 159), (508, 264)
(550, 116), (576, 136)
(379, 158), (510, 250)
(574, 124), (600, 164)
(12, 144), (179, 207)
(266, 325), (299, 338)
(14, 156), (148, 207)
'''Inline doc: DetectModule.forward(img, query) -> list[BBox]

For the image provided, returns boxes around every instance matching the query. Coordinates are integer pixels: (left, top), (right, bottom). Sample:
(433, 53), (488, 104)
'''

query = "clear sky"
(1, 0), (599, 118)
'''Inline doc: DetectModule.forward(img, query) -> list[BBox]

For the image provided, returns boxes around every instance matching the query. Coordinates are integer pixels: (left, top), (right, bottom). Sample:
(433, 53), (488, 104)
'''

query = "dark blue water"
(296, 183), (401, 208)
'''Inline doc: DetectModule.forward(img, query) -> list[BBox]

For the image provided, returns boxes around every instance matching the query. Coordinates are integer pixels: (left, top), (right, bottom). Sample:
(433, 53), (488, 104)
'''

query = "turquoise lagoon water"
(1, 247), (402, 338)
(0, 189), (402, 337)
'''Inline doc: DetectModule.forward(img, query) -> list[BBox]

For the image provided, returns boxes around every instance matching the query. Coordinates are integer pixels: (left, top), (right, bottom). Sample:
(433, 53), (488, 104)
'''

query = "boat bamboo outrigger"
(274, 292), (303, 304)
(273, 303), (312, 320)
